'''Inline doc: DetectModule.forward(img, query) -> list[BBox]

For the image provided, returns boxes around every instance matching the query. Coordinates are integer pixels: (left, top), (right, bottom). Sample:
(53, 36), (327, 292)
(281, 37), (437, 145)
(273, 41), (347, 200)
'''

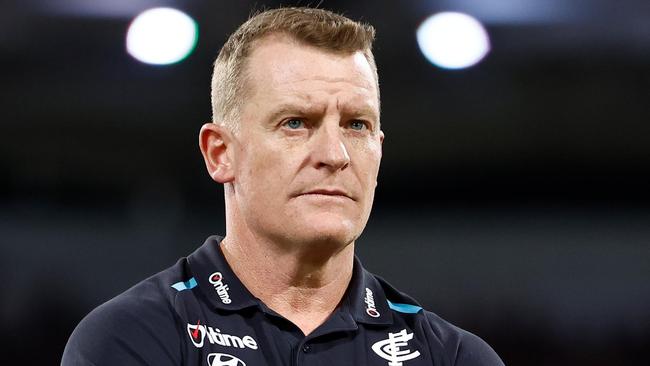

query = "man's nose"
(312, 123), (350, 171)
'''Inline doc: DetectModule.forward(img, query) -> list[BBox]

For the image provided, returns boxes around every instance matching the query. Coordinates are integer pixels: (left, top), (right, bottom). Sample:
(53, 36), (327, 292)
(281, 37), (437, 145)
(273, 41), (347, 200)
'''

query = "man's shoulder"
(84, 259), (184, 323)
(420, 310), (504, 366)
(373, 274), (504, 366)
(61, 259), (189, 366)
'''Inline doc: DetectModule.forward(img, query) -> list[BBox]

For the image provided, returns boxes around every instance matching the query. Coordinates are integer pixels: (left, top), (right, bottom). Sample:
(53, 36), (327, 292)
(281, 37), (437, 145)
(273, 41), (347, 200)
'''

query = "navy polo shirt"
(62, 236), (504, 366)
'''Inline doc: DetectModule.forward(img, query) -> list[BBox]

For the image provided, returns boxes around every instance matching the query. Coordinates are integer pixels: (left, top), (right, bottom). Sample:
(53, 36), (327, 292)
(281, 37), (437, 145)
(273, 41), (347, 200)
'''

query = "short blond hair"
(211, 7), (378, 129)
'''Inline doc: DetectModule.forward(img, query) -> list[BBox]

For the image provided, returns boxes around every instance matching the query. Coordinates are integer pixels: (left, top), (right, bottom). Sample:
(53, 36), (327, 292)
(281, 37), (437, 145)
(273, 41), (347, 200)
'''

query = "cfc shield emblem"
(372, 329), (421, 366)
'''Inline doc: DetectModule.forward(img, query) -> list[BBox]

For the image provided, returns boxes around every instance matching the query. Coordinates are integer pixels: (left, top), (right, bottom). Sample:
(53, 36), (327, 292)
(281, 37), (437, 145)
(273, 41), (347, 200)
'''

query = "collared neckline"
(187, 235), (259, 311)
(344, 255), (394, 326)
(187, 235), (394, 326)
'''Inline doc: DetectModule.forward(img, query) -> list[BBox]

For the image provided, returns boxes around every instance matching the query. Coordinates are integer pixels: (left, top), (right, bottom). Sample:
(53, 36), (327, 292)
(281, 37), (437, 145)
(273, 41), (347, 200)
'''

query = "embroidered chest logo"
(208, 272), (232, 304)
(372, 329), (421, 366)
(364, 288), (380, 317)
(187, 322), (258, 350)
(207, 353), (246, 366)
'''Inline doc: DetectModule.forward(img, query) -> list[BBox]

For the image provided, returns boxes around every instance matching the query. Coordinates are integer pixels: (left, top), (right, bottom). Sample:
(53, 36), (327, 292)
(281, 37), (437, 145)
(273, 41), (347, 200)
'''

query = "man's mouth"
(300, 188), (355, 200)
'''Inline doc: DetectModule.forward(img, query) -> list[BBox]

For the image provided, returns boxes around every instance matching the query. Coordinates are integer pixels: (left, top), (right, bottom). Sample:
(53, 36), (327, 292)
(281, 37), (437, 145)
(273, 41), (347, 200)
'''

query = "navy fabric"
(62, 236), (504, 366)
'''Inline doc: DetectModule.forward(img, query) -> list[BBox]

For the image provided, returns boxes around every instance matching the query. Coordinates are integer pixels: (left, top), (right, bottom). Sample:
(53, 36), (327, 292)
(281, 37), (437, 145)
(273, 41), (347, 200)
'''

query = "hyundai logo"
(207, 353), (246, 366)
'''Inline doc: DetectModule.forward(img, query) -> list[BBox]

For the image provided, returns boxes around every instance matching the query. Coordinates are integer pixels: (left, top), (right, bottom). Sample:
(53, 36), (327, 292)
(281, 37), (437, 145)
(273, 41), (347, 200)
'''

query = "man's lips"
(298, 189), (355, 201)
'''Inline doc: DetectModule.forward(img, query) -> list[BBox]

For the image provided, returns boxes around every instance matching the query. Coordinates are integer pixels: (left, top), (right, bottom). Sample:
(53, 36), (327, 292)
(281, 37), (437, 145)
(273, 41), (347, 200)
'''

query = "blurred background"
(1, 0), (649, 365)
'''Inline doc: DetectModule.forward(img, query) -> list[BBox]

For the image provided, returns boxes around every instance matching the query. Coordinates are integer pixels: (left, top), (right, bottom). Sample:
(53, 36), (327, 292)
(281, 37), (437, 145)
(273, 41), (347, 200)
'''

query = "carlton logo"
(364, 288), (380, 318)
(372, 329), (421, 366)
(208, 272), (232, 304)
(207, 353), (246, 366)
(187, 322), (258, 350)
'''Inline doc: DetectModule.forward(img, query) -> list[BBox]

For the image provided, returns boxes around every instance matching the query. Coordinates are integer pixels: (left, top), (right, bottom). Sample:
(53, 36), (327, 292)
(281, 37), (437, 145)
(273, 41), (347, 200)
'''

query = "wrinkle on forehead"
(278, 87), (378, 119)
(280, 79), (376, 101)
(282, 75), (368, 87)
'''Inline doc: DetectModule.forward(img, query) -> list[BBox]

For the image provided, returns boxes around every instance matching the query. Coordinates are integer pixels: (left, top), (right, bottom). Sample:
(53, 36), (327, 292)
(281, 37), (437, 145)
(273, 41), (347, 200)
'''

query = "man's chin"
(291, 217), (360, 248)
(268, 213), (360, 247)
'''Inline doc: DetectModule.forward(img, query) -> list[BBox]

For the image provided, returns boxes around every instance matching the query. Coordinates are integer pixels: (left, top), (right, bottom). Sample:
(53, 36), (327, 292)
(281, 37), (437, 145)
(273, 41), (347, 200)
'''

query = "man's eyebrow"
(335, 98), (379, 120)
(266, 104), (313, 122)
(337, 104), (379, 123)
(265, 102), (380, 123)
(349, 107), (379, 120)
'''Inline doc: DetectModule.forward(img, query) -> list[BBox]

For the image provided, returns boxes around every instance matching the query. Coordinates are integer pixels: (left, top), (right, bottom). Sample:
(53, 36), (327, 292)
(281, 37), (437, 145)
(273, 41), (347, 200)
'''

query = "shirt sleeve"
(61, 291), (182, 366)
(453, 329), (504, 366)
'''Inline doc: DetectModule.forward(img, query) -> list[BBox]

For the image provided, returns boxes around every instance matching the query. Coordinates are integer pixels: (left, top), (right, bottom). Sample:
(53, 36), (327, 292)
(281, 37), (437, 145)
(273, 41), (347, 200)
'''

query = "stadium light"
(416, 12), (490, 70)
(126, 7), (198, 65)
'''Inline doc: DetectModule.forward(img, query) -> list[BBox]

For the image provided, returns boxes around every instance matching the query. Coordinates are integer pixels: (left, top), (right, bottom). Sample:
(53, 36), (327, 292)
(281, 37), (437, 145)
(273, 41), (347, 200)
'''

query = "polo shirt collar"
(188, 235), (259, 311)
(345, 255), (394, 326)
(187, 236), (393, 326)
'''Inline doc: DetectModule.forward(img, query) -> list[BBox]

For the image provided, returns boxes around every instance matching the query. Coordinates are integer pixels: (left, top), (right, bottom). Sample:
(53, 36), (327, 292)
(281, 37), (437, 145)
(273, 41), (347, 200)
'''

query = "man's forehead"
(244, 34), (378, 95)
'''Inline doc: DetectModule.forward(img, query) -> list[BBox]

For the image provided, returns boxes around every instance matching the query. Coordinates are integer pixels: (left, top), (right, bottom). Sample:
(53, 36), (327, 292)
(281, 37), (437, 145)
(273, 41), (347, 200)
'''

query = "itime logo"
(187, 321), (206, 347)
(371, 329), (421, 366)
(364, 287), (380, 317)
(208, 272), (232, 304)
(186, 322), (258, 350)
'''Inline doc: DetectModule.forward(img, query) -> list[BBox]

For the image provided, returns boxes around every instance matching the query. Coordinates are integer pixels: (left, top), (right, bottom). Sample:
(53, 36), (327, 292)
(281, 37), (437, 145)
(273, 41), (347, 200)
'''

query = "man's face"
(229, 35), (383, 248)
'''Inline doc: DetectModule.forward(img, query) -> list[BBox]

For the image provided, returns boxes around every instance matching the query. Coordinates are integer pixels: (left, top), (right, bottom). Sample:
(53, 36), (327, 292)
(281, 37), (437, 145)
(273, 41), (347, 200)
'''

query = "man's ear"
(199, 123), (235, 183)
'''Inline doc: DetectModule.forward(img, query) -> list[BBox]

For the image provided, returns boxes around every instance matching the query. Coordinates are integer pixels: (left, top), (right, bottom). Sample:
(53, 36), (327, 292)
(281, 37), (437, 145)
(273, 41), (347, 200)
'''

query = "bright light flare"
(416, 12), (490, 70)
(126, 7), (198, 65)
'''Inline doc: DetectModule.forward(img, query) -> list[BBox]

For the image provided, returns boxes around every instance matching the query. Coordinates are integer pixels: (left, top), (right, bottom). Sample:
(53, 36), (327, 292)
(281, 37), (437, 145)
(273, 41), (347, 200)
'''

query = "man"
(62, 7), (504, 366)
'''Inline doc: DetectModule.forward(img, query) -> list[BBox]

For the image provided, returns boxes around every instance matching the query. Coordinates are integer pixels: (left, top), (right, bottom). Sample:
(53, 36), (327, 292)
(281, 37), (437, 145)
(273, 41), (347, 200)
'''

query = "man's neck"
(220, 235), (354, 336)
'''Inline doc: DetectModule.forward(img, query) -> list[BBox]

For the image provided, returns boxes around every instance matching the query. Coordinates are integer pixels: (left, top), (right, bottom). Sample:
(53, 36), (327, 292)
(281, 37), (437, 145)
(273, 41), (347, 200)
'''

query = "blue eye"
(349, 120), (367, 130)
(285, 119), (304, 129)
